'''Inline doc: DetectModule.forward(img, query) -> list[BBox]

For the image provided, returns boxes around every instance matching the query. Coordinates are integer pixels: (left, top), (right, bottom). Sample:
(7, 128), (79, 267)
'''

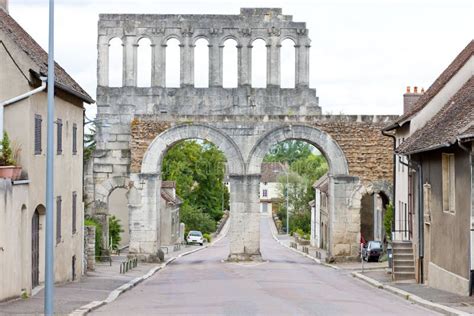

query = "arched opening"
(32, 205), (46, 287)
(222, 39), (238, 88)
(108, 37), (123, 87)
(360, 191), (390, 244)
(108, 188), (129, 249)
(194, 38), (209, 88)
(262, 140), (328, 245)
(280, 38), (296, 88)
(251, 39), (267, 88)
(166, 38), (181, 88)
(137, 37), (152, 87)
(160, 139), (229, 248)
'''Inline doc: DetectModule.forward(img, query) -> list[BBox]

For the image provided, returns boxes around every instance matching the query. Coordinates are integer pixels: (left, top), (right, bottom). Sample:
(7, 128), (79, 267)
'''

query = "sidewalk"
(357, 270), (474, 314)
(269, 217), (471, 315)
(0, 244), (200, 316)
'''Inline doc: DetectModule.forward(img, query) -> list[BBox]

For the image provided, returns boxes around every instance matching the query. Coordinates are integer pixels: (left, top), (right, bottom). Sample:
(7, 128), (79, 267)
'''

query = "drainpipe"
(0, 77), (48, 141)
(381, 130), (397, 241)
(399, 156), (424, 283)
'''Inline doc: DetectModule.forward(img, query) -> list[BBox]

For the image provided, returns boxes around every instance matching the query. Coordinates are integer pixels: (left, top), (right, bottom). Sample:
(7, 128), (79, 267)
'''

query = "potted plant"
(0, 131), (22, 180)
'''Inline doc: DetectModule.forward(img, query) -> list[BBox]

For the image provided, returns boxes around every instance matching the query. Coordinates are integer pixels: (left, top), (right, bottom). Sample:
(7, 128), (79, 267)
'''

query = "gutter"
(0, 76), (47, 141)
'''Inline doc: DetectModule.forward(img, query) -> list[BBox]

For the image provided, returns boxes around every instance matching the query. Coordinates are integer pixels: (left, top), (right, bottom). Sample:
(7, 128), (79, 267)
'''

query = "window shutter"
(72, 192), (77, 234)
(72, 123), (77, 155)
(56, 196), (62, 243)
(57, 119), (63, 155)
(34, 114), (42, 154)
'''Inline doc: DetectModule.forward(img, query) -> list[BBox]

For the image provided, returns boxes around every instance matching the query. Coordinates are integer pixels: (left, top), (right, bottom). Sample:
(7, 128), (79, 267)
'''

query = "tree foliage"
(383, 202), (394, 242)
(162, 140), (229, 233)
(108, 215), (123, 250)
(263, 140), (313, 165)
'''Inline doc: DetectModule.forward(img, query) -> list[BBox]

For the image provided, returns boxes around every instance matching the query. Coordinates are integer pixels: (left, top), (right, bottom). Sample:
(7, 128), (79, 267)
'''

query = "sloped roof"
(312, 173), (328, 192)
(261, 162), (288, 182)
(383, 40), (474, 131)
(397, 76), (474, 155)
(0, 9), (93, 104)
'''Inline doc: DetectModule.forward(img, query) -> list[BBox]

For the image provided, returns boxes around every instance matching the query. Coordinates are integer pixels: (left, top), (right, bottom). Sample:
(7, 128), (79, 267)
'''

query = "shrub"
(203, 233), (211, 243)
(85, 217), (103, 258)
(108, 215), (123, 250)
(384, 202), (394, 242)
(0, 132), (16, 166)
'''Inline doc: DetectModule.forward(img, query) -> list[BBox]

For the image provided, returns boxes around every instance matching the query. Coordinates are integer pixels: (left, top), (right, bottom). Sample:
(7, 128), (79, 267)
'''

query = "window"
(263, 189), (268, 197)
(442, 153), (455, 214)
(56, 196), (62, 243)
(72, 192), (77, 234)
(57, 119), (63, 155)
(34, 114), (42, 154)
(72, 123), (77, 155)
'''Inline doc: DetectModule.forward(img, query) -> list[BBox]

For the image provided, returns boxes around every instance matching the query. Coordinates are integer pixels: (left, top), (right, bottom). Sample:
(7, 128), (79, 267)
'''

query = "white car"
(187, 230), (204, 245)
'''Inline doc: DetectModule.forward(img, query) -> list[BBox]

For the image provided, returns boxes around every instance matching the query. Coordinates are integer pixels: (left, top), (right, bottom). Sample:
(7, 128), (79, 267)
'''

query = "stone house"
(383, 40), (473, 294)
(160, 181), (182, 246)
(310, 174), (329, 250)
(0, 4), (93, 301)
(259, 162), (287, 215)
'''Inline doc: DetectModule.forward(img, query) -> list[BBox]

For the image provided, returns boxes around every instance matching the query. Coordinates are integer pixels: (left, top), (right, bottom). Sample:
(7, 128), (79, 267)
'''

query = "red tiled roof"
(261, 162), (288, 182)
(0, 9), (93, 104)
(383, 40), (474, 131)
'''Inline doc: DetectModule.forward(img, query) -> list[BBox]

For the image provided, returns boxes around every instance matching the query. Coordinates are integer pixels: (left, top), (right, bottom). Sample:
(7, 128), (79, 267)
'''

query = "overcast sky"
(8, 0), (474, 119)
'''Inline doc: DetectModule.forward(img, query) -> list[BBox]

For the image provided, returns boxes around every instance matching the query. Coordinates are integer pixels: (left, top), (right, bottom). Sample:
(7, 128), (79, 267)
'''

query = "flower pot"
(0, 166), (22, 180)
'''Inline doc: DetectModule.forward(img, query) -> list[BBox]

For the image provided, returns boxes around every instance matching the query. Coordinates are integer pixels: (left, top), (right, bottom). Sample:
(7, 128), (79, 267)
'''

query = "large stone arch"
(247, 124), (349, 176)
(141, 123), (245, 175)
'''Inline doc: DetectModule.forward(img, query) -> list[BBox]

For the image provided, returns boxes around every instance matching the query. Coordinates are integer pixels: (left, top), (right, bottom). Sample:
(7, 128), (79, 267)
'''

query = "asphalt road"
(93, 216), (438, 315)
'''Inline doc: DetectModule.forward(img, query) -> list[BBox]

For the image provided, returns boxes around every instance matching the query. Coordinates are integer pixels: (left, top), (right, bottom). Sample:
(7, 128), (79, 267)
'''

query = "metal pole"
(44, 0), (55, 314)
(286, 171), (289, 235)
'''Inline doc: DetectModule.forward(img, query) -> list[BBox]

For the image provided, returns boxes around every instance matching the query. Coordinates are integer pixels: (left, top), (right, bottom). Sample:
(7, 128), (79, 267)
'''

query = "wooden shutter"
(72, 192), (77, 234)
(57, 119), (63, 155)
(72, 123), (77, 155)
(34, 114), (42, 154)
(56, 196), (62, 243)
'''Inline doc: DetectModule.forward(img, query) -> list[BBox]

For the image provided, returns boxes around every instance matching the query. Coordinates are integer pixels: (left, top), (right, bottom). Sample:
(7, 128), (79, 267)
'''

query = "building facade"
(259, 162), (287, 215)
(160, 181), (181, 246)
(0, 6), (93, 301)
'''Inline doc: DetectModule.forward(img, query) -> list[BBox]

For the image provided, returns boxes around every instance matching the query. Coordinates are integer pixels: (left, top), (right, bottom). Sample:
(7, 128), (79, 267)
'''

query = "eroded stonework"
(88, 8), (396, 262)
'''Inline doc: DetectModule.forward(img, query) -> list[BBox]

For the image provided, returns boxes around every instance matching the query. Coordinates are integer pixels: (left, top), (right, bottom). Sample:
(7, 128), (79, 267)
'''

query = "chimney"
(403, 85), (423, 114)
(0, 0), (8, 13)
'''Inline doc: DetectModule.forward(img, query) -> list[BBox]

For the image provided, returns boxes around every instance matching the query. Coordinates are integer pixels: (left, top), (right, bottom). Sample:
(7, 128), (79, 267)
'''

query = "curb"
(70, 219), (230, 316)
(352, 272), (470, 316)
(267, 216), (339, 270)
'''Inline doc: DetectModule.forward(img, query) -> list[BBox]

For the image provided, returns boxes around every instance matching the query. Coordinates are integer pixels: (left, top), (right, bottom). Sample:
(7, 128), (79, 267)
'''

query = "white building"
(259, 162), (288, 214)
(310, 174), (329, 249)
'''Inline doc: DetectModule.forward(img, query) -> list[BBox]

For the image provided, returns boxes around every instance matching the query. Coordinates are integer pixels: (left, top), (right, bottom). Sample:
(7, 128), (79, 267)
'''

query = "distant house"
(0, 4), (93, 301)
(310, 174), (329, 250)
(160, 181), (182, 246)
(260, 162), (288, 214)
(384, 40), (473, 295)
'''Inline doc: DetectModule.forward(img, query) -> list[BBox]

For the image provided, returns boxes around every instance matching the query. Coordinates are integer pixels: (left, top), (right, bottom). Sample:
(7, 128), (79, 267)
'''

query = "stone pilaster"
(123, 36), (137, 87)
(296, 37), (310, 87)
(227, 174), (262, 261)
(97, 35), (109, 86)
(151, 38), (166, 87)
(238, 44), (251, 86)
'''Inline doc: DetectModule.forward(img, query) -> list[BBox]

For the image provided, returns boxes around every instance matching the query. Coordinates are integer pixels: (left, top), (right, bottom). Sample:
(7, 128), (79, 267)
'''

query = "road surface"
(93, 216), (437, 315)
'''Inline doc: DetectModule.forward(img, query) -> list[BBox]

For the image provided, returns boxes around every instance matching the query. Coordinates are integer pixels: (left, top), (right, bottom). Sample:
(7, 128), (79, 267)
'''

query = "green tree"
(263, 140), (312, 165)
(0, 132), (16, 166)
(162, 140), (229, 232)
(384, 202), (394, 242)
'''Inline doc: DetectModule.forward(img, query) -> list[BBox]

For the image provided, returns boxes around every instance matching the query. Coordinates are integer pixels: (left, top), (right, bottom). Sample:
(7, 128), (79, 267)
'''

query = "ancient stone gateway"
(88, 8), (395, 262)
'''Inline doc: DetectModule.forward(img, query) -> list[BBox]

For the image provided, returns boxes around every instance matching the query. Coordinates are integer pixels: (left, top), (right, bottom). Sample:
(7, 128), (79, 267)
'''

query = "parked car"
(187, 230), (204, 246)
(362, 240), (383, 262)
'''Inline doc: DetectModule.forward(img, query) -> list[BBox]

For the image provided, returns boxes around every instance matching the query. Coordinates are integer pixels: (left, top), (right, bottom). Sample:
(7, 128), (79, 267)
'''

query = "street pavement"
(93, 216), (439, 315)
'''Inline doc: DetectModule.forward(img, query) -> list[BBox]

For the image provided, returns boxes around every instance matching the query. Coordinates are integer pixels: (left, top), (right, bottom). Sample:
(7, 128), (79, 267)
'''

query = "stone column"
(327, 175), (359, 261)
(208, 36), (221, 87)
(123, 35), (137, 87)
(238, 44), (251, 86)
(227, 174), (261, 261)
(128, 173), (161, 261)
(97, 35), (109, 86)
(296, 36), (310, 87)
(218, 44), (225, 87)
(84, 226), (96, 271)
(151, 38), (166, 87)
(180, 33), (194, 87)
(267, 36), (281, 87)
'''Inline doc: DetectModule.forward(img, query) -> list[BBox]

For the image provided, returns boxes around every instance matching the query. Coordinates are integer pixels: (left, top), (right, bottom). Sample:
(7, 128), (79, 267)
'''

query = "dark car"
(362, 241), (383, 262)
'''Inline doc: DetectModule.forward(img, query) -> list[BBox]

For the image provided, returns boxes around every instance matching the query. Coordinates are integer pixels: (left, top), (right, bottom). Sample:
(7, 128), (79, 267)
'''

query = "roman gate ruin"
(86, 8), (396, 262)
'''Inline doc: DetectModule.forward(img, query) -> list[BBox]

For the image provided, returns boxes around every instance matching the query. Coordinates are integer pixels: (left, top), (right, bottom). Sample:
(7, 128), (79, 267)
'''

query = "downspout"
(399, 156), (424, 283)
(382, 130), (396, 240)
(0, 77), (48, 141)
